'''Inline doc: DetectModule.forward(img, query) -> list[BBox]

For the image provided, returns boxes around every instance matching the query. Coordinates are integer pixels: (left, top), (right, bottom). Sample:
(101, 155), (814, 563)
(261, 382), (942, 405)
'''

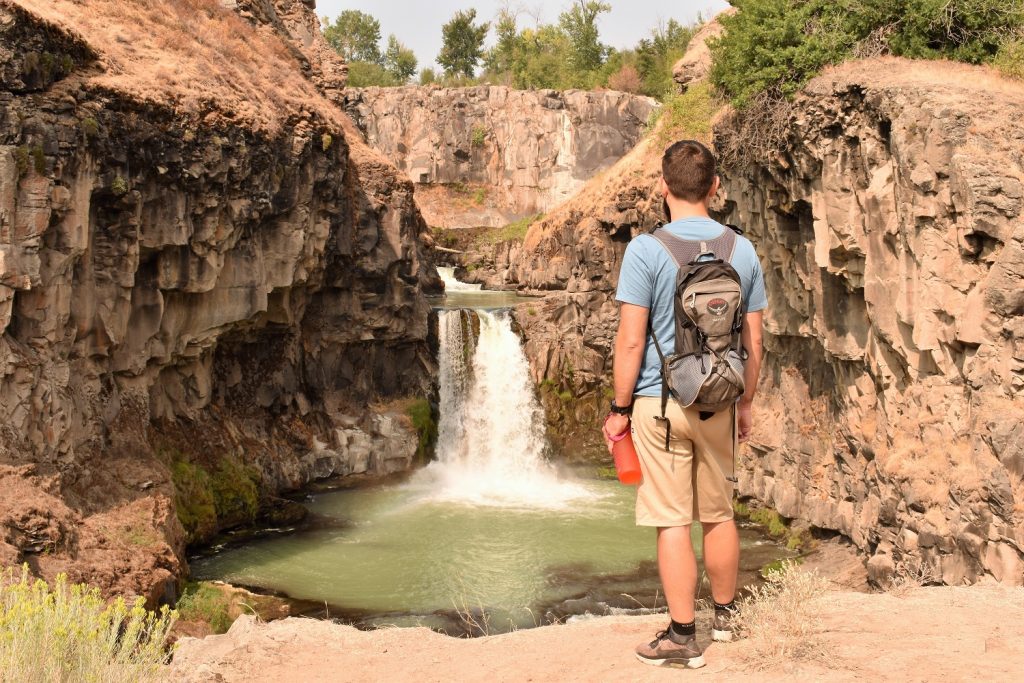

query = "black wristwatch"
(609, 399), (633, 416)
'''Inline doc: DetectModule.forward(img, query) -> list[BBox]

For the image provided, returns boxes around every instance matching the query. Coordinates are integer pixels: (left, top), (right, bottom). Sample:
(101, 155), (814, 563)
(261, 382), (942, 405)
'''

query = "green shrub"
(472, 187), (486, 204)
(657, 81), (718, 144)
(0, 566), (175, 682)
(13, 146), (29, 177)
(175, 582), (233, 634)
(995, 36), (1024, 79)
(30, 144), (45, 175)
(110, 175), (129, 196)
(80, 116), (99, 138)
(470, 124), (487, 148)
(710, 0), (1024, 108)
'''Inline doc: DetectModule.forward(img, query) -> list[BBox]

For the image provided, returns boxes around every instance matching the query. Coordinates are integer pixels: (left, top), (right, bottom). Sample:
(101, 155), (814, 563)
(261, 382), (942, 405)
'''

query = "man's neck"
(667, 201), (710, 221)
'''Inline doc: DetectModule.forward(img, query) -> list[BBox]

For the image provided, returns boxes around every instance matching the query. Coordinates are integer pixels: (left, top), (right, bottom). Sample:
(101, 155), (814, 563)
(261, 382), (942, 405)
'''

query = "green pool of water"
(190, 474), (792, 635)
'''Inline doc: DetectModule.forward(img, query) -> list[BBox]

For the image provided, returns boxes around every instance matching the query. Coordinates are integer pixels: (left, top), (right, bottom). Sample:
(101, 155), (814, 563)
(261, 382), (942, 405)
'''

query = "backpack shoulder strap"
(651, 226), (738, 265)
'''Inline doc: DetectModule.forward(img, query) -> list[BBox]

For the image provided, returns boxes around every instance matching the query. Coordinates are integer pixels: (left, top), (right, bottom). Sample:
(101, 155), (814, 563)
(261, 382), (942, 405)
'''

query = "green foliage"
(321, 133), (333, 152)
(80, 116), (99, 138)
(634, 18), (698, 99)
(209, 455), (261, 526)
(322, 10), (383, 64)
(558, 1), (612, 75)
(419, 67), (438, 85)
(384, 34), (417, 84)
(711, 0), (1024, 108)
(657, 81), (717, 144)
(13, 145), (29, 177)
(472, 187), (486, 204)
(0, 566), (175, 682)
(347, 60), (398, 87)
(438, 9), (490, 78)
(405, 399), (438, 462)
(176, 582), (233, 634)
(478, 214), (543, 245)
(749, 507), (788, 538)
(171, 459), (216, 543)
(110, 175), (129, 196)
(470, 124), (487, 148)
(30, 144), (45, 175)
(995, 35), (1024, 79)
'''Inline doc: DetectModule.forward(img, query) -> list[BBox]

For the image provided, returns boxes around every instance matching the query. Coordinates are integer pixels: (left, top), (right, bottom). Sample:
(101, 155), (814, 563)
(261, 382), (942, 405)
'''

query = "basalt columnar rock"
(0, 0), (436, 603)
(502, 58), (1024, 585)
(344, 86), (658, 229)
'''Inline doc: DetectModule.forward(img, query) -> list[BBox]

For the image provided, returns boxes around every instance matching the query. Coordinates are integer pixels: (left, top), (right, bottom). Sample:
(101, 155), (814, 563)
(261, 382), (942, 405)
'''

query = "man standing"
(603, 140), (766, 668)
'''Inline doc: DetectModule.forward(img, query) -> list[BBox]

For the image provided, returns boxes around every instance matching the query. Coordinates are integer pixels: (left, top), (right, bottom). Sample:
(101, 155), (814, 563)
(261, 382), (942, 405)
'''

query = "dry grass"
(733, 561), (836, 670)
(13, 0), (347, 135)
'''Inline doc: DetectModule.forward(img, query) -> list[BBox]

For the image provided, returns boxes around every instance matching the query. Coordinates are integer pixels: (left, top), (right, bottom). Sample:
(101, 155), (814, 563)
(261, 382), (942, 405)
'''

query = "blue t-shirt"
(615, 217), (768, 397)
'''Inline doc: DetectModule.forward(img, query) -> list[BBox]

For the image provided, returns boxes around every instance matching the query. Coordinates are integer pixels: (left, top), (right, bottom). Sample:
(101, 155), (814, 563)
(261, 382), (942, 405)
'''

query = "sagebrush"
(733, 561), (835, 669)
(0, 566), (176, 683)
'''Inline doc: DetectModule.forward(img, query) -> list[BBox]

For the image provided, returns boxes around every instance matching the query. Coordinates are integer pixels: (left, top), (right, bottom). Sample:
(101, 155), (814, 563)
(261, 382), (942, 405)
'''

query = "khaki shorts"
(632, 396), (736, 527)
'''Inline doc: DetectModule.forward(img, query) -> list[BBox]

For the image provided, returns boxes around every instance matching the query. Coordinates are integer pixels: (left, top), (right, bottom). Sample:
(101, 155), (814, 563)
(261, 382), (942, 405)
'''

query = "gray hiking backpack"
(648, 226), (747, 426)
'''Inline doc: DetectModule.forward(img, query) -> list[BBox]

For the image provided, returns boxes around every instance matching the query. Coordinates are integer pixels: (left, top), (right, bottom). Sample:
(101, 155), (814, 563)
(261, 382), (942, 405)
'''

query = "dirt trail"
(171, 584), (1024, 682)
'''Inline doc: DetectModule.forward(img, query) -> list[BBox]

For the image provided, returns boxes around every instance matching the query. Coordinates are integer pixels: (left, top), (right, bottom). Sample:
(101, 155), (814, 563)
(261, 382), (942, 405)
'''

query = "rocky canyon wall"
(500, 58), (1024, 585)
(344, 86), (658, 228)
(0, 0), (436, 603)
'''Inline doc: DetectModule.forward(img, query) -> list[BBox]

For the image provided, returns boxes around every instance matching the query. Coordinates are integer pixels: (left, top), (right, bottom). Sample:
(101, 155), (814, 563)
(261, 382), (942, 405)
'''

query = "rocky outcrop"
(344, 86), (658, 228)
(503, 58), (1024, 585)
(0, 0), (436, 603)
(672, 9), (734, 92)
(715, 59), (1024, 586)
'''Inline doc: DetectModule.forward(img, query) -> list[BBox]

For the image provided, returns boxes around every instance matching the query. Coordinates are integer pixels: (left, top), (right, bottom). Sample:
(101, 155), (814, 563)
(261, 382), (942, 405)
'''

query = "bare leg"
(701, 519), (740, 604)
(657, 525), (698, 623)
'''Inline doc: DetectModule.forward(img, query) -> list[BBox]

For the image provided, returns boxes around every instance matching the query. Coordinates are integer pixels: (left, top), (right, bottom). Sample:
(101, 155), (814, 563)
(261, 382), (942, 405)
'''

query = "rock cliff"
(343, 86), (658, 228)
(501, 58), (1024, 585)
(0, 0), (436, 603)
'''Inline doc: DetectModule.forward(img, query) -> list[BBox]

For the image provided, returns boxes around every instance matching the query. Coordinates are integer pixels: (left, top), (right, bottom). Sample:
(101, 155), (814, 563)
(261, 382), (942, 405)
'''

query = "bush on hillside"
(0, 566), (175, 682)
(995, 35), (1024, 79)
(711, 0), (1024, 107)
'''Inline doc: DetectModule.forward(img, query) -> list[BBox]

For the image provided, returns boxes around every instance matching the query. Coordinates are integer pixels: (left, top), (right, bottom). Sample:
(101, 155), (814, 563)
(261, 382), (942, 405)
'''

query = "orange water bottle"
(609, 424), (642, 485)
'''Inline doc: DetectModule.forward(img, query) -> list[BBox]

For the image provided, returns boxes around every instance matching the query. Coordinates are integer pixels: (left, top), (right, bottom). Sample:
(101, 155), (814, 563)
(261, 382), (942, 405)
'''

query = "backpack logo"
(707, 298), (729, 316)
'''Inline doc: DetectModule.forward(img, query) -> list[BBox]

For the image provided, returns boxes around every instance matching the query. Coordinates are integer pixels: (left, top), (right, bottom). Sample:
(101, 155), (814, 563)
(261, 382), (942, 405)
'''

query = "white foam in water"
(437, 266), (483, 292)
(415, 305), (594, 510)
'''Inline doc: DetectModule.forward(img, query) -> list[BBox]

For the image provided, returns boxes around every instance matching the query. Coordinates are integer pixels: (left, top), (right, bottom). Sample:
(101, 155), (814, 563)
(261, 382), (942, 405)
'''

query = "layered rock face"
(344, 86), (658, 228)
(501, 59), (1024, 584)
(715, 60), (1024, 586)
(0, 0), (435, 602)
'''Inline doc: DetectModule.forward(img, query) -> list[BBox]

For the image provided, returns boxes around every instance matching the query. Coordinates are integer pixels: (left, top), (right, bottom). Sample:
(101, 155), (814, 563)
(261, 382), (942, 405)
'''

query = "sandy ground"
(171, 583), (1024, 682)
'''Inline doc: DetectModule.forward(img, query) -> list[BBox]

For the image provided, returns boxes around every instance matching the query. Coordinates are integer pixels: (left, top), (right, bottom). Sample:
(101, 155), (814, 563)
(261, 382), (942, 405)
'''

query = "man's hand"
(603, 413), (631, 454)
(737, 399), (753, 443)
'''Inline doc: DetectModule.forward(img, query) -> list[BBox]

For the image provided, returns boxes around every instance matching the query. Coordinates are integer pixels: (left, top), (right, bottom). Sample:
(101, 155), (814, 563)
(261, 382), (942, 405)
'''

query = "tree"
(438, 9), (490, 78)
(383, 35), (417, 83)
(558, 1), (611, 73)
(419, 67), (438, 85)
(483, 8), (523, 77)
(322, 10), (383, 64)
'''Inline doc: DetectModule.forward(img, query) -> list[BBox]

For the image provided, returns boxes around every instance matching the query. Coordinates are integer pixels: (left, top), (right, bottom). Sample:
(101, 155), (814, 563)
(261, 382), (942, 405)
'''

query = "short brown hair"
(662, 140), (716, 202)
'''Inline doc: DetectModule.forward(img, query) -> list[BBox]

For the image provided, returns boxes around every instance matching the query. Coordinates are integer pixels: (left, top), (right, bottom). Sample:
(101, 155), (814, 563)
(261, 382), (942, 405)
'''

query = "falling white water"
(419, 308), (593, 509)
(438, 266), (482, 292)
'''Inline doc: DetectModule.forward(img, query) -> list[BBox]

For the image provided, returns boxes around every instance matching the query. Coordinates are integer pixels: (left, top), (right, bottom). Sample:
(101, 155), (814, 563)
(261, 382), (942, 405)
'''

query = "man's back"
(615, 216), (767, 397)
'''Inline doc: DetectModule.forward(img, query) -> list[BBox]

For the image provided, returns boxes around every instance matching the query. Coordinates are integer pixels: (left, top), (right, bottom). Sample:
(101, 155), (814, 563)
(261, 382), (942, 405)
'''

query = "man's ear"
(708, 175), (721, 200)
(660, 176), (670, 197)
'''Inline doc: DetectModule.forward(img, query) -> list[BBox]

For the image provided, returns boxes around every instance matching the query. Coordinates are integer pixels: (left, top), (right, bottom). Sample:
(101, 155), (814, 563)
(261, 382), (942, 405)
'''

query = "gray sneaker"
(712, 608), (735, 642)
(634, 628), (706, 668)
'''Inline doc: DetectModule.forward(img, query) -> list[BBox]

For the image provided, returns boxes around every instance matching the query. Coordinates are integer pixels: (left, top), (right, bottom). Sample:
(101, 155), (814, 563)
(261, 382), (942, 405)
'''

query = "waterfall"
(438, 266), (482, 292)
(419, 309), (592, 509)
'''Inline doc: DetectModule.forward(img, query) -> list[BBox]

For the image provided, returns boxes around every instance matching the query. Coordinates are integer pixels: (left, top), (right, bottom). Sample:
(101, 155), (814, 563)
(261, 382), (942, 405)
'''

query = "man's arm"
(603, 303), (649, 449)
(737, 310), (763, 442)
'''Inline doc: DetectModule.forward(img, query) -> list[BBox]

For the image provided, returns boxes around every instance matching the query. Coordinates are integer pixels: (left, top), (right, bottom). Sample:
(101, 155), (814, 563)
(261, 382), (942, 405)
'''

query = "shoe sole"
(712, 628), (734, 642)
(635, 653), (706, 669)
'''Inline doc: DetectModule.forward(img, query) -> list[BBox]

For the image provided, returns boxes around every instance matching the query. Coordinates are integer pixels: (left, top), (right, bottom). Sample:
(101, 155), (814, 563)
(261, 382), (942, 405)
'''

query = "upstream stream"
(192, 271), (794, 635)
